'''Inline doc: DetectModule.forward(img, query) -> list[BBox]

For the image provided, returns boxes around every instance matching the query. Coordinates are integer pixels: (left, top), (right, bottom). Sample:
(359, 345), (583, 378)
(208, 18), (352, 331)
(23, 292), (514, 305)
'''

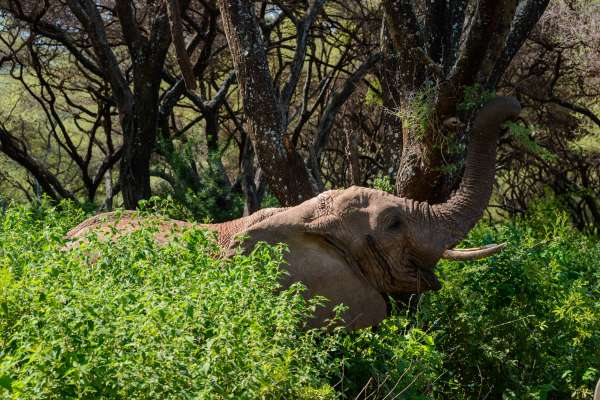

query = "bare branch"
(280, 0), (326, 115)
(313, 52), (383, 162)
(165, 0), (197, 90)
(0, 124), (75, 201)
(488, 0), (550, 87)
(65, 0), (133, 112)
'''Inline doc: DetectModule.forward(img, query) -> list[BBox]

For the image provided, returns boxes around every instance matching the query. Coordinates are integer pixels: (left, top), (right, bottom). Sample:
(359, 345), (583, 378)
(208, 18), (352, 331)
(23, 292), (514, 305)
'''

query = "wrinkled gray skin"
(67, 97), (521, 329)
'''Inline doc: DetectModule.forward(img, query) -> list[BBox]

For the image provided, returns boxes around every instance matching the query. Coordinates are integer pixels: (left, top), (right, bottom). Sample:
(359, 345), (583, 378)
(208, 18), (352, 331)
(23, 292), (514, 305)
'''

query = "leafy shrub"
(423, 204), (600, 399)
(372, 175), (395, 194)
(1, 200), (597, 399)
(154, 138), (244, 223)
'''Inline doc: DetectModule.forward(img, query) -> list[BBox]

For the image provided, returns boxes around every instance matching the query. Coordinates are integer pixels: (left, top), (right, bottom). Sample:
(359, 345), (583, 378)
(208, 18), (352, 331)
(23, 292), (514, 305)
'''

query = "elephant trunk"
(431, 96), (521, 249)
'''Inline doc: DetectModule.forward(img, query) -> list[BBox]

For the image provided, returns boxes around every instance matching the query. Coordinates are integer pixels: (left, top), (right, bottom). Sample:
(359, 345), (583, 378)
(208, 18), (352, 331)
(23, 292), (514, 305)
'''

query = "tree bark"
(382, 0), (548, 203)
(217, 0), (319, 206)
(115, 0), (174, 208)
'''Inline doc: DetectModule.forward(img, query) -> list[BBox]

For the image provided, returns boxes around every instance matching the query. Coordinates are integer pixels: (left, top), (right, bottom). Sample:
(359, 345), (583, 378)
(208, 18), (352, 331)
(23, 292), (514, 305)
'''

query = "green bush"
(1, 200), (598, 399)
(423, 203), (600, 399)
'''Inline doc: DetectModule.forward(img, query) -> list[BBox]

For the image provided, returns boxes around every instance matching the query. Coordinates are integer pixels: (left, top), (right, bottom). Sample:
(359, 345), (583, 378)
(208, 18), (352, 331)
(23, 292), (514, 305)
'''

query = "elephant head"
(229, 96), (521, 329)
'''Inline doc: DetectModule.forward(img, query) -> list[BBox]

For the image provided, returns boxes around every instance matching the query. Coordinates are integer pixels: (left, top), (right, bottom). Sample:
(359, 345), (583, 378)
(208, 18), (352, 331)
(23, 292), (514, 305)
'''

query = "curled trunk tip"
(433, 96), (521, 248)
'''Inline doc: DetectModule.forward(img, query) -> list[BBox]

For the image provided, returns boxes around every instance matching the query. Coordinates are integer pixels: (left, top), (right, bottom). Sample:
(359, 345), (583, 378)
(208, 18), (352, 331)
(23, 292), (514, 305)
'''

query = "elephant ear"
(228, 191), (387, 329)
(228, 190), (345, 258)
(302, 187), (376, 234)
(228, 190), (341, 250)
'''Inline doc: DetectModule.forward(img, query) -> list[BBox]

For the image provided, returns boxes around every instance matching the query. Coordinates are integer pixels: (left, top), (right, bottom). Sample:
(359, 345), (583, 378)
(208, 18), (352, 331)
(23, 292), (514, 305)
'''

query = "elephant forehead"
(334, 188), (402, 212)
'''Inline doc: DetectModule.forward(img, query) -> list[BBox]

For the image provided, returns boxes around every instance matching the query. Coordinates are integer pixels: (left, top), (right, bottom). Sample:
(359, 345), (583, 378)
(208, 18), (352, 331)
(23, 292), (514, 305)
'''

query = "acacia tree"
(216, 0), (550, 207)
(217, 0), (382, 206)
(0, 0), (241, 210)
(216, 0), (325, 205)
(0, 0), (178, 208)
(0, 0), (555, 214)
(0, 25), (122, 204)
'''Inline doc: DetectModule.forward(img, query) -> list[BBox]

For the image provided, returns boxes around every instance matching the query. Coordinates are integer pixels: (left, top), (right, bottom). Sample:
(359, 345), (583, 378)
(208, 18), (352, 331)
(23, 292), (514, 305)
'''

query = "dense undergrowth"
(0, 200), (598, 399)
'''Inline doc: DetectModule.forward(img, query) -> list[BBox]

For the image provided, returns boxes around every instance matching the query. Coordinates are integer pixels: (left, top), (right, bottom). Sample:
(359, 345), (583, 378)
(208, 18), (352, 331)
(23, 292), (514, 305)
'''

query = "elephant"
(66, 96), (521, 330)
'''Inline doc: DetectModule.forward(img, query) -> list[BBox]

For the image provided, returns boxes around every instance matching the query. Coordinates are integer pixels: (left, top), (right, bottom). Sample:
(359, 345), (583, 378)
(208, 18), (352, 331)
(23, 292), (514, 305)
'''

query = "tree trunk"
(120, 69), (162, 208)
(381, 0), (548, 204)
(217, 0), (319, 206)
(103, 167), (114, 210)
(113, 1), (174, 209)
(119, 122), (153, 208)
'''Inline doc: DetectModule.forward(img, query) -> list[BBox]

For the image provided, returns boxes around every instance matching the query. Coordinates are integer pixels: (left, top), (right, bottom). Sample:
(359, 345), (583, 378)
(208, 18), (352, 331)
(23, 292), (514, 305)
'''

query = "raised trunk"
(432, 96), (521, 247)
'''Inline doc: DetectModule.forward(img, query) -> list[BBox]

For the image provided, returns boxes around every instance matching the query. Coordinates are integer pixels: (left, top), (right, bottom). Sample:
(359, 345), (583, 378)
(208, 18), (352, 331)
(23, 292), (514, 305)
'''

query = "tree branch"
(487, 0), (550, 87)
(65, 0), (133, 113)
(0, 124), (75, 201)
(280, 0), (326, 115)
(217, 0), (319, 205)
(313, 52), (383, 161)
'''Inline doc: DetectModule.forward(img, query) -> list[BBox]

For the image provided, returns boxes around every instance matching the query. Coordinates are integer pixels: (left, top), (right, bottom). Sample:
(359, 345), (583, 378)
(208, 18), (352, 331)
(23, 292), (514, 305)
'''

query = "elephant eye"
(387, 217), (403, 232)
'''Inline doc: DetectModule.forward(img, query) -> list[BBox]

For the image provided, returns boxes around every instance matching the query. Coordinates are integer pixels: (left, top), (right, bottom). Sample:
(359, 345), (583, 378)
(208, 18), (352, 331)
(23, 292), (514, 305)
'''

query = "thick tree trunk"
(119, 120), (153, 208)
(217, 0), (318, 206)
(382, 0), (548, 204)
(120, 65), (163, 208)
(114, 1), (173, 209)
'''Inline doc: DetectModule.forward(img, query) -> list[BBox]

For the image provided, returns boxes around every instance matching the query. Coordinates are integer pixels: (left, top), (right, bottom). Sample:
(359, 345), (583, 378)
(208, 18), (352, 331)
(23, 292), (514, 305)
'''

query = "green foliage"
(0, 201), (598, 399)
(423, 203), (600, 399)
(0, 202), (436, 399)
(396, 82), (436, 139)
(155, 138), (244, 222)
(329, 314), (443, 398)
(137, 196), (197, 221)
(372, 175), (395, 193)
(259, 193), (281, 209)
(505, 122), (558, 162)
(0, 204), (332, 399)
(458, 84), (496, 112)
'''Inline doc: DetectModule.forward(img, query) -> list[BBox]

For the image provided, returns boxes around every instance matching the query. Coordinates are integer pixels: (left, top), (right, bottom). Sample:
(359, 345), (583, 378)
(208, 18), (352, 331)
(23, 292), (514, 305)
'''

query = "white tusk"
(442, 242), (507, 261)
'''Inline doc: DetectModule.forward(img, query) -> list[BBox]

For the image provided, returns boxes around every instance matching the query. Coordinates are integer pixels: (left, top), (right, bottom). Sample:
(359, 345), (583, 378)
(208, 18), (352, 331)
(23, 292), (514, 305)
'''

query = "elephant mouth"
(364, 235), (442, 293)
(405, 255), (441, 292)
(414, 266), (441, 291)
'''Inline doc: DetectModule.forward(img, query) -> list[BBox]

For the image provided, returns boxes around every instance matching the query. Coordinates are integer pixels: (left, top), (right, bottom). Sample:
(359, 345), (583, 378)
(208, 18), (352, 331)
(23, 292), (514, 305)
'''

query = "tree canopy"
(0, 0), (597, 229)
